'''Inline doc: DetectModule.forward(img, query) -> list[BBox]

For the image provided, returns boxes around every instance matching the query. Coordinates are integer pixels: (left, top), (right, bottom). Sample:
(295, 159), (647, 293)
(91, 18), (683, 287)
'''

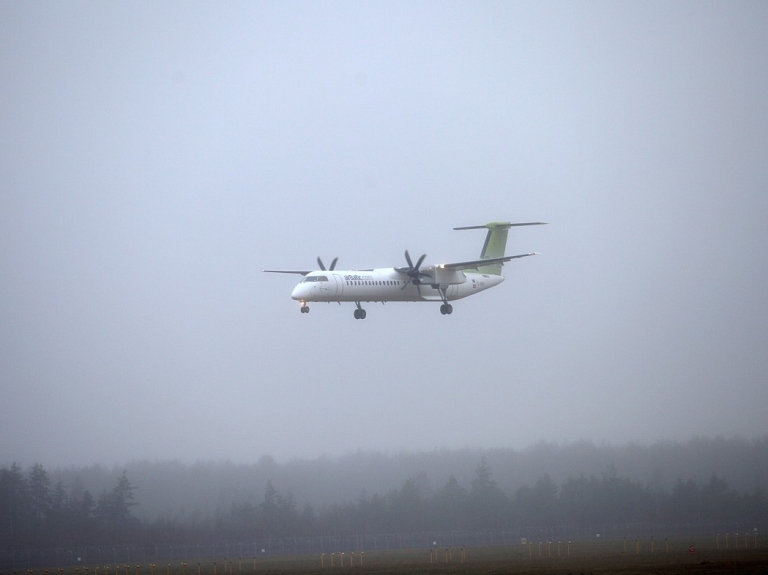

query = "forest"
(2, 436), (767, 550)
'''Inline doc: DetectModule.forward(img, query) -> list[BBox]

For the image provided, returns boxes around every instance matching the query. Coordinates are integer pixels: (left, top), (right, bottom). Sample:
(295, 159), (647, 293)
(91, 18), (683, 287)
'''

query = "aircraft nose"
(291, 283), (307, 301)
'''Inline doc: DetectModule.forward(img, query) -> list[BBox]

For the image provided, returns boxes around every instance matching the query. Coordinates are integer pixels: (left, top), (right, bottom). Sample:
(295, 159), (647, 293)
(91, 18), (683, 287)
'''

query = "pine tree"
(28, 463), (51, 527)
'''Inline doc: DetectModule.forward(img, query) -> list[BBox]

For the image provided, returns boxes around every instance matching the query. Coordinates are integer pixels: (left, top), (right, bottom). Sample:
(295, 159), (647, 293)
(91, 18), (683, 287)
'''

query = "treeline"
(0, 464), (138, 548)
(48, 436), (768, 523)
(216, 460), (767, 539)
(2, 458), (767, 549)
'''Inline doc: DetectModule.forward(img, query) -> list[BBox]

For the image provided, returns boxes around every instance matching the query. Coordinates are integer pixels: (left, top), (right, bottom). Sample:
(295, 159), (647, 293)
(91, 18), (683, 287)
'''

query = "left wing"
(438, 252), (539, 271)
(263, 269), (311, 275)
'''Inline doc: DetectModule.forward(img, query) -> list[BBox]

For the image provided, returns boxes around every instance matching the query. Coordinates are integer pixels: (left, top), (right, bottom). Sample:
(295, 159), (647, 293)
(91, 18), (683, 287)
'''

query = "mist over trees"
(0, 466), (138, 548)
(2, 437), (767, 550)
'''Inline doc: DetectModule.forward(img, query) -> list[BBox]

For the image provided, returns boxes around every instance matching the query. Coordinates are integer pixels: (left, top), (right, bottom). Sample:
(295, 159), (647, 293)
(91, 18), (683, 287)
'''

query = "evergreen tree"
(0, 463), (29, 546)
(433, 475), (469, 530)
(28, 463), (51, 527)
(515, 474), (559, 527)
(669, 478), (700, 524)
(259, 481), (299, 537)
(469, 458), (507, 529)
(47, 480), (69, 543)
(299, 502), (316, 535)
(560, 474), (602, 526)
(95, 470), (138, 538)
(355, 490), (386, 535)
(388, 474), (428, 532)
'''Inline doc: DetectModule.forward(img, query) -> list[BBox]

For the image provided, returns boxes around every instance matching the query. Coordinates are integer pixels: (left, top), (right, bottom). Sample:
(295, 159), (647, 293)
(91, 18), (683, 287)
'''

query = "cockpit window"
(302, 275), (329, 282)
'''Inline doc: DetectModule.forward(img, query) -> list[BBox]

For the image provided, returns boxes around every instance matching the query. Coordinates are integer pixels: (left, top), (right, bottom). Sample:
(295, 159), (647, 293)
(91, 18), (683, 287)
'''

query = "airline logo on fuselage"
(344, 274), (375, 281)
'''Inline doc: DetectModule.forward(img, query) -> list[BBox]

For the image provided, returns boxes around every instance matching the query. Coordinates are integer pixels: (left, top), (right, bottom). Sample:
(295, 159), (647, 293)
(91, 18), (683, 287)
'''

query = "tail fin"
(454, 221), (546, 275)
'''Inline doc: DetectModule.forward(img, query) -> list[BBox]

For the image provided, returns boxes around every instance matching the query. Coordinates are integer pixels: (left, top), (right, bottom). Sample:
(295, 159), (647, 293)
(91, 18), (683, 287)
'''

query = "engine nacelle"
(429, 266), (466, 285)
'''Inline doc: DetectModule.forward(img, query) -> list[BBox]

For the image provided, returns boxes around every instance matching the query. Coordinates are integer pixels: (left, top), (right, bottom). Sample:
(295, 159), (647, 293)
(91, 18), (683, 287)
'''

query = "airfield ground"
(45, 539), (766, 575)
(246, 544), (768, 574)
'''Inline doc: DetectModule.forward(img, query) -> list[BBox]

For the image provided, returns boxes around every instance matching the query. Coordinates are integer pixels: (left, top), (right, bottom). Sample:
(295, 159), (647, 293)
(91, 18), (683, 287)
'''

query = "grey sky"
(2, 2), (767, 468)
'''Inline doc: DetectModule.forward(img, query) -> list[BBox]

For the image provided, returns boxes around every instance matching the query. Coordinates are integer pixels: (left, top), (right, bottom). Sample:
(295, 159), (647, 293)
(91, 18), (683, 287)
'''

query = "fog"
(2, 2), (767, 468)
(44, 438), (768, 522)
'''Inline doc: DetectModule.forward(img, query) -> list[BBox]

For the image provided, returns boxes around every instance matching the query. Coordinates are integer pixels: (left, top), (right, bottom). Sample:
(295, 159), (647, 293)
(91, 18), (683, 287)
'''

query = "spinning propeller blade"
(400, 250), (428, 292)
(317, 257), (338, 271)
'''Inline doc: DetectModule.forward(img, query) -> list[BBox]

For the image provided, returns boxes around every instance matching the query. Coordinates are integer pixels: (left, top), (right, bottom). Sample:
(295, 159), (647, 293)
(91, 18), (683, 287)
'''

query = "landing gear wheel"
(353, 307), (367, 319)
(440, 304), (453, 315)
(300, 305), (310, 313)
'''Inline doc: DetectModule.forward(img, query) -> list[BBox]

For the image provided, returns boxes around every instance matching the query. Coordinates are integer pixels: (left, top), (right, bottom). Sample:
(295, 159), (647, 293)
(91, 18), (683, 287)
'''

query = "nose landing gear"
(299, 301), (310, 313)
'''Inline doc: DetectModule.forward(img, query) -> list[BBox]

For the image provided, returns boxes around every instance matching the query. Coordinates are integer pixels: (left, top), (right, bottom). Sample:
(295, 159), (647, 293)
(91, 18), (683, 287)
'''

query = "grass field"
(45, 538), (767, 575)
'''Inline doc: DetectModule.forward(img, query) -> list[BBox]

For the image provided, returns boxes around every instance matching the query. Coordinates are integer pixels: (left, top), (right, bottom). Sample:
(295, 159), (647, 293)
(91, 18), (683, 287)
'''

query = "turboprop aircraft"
(263, 221), (545, 319)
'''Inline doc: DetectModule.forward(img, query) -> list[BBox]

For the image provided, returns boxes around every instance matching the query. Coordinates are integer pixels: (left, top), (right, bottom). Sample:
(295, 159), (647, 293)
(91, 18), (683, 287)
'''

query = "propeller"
(317, 256), (338, 271)
(400, 250), (428, 291)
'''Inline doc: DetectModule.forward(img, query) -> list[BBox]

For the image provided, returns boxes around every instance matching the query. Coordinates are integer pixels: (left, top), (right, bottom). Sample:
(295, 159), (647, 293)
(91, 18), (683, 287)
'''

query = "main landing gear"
(353, 302), (367, 320)
(438, 287), (453, 315)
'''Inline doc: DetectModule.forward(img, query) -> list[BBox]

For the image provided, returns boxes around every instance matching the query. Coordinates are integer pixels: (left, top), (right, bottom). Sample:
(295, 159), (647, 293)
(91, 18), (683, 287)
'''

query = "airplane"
(263, 221), (545, 319)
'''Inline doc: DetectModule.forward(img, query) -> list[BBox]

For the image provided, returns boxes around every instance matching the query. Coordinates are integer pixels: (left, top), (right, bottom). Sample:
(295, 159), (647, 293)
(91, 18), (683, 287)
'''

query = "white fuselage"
(290, 268), (504, 304)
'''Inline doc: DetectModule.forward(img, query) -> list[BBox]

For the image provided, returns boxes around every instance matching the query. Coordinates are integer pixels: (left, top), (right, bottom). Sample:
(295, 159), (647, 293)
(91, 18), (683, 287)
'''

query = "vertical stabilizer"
(454, 221), (546, 275)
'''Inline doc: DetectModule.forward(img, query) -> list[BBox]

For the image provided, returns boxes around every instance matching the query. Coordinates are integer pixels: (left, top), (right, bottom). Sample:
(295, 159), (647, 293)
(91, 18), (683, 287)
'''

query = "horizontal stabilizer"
(454, 222), (547, 230)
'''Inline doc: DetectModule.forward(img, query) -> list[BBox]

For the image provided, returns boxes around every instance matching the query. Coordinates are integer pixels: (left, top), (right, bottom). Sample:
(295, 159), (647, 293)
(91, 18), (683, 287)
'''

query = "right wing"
(438, 252), (539, 271)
